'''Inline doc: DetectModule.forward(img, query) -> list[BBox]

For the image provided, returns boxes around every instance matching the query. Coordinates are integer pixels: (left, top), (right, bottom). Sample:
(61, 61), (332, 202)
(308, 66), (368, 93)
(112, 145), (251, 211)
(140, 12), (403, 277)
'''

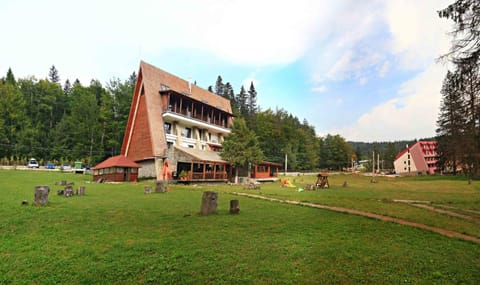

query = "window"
(167, 142), (174, 149)
(131, 168), (138, 174)
(116, 167), (124, 173)
(160, 84), (170, 91)
(181, 127), (192, 138)
(164, 123), (172, 134)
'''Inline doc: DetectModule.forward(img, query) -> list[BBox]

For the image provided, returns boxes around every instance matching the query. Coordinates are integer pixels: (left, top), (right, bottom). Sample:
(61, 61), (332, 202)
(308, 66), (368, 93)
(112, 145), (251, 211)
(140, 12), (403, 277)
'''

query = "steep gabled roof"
(93, 155), (142, 170)
(140, 61), (232, 113)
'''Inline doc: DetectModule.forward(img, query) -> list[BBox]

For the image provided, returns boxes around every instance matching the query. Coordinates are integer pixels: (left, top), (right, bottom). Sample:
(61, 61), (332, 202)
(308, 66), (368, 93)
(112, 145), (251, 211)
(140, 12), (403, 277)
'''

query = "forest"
(0, 65), (406, 171)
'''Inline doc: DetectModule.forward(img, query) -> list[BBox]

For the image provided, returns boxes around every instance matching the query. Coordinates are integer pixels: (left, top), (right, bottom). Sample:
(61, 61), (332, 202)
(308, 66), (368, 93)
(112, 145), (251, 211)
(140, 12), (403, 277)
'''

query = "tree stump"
(34, 186), (50, 206)
(64, 186), (74, 197)
(200, 191), (218, 215)
(342, 181), (348, 187)
(229, 199), (240, 214)
(144, 186), (152, 194)
(77, 186), (86, 196)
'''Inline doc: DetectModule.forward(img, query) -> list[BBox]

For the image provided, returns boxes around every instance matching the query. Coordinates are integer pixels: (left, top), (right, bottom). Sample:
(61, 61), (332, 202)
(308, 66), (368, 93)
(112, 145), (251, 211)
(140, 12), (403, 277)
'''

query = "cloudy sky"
(1, 0), (453, 142)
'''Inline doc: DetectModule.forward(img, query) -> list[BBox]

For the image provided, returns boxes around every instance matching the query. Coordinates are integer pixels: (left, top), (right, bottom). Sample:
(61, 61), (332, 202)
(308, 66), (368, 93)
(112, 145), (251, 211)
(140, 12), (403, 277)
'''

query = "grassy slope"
(0, 170), (479, 284)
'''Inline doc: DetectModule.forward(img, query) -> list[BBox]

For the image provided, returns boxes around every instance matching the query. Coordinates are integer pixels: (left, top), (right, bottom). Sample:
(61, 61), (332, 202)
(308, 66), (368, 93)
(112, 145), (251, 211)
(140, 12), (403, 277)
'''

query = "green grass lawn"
(1, 170), (479, 284)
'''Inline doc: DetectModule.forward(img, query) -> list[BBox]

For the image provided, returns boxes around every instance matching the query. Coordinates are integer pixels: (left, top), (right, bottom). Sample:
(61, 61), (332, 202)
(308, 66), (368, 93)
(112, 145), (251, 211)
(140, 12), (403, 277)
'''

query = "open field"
(1, 170), (479, 284)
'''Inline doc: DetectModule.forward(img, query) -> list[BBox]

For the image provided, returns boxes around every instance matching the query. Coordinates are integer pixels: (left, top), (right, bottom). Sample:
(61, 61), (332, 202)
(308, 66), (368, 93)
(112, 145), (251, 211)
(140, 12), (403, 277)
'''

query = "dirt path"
(232, 192), (480, 244)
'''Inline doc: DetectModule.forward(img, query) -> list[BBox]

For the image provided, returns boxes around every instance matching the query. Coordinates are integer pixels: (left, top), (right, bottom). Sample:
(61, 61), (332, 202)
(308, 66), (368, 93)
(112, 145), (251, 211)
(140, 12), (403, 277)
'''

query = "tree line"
(436, 0), (480, 177)
(0, 66), (135, 166)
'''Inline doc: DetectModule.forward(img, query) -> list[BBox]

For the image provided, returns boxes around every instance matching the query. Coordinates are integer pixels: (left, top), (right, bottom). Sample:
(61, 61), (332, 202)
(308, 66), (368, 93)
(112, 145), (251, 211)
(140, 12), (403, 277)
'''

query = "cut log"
(200, 191), (218, 215)
(64, 186), (74, 197)
(77, 186), (86, 196)
(34, 186), (50, 206)
(229, 199), (240, 214)
(144, 186), (152, 194)
(155, 181), (167, 193)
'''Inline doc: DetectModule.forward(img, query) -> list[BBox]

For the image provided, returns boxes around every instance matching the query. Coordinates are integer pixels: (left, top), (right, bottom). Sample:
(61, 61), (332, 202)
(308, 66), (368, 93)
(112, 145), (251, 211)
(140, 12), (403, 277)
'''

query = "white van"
(27, 158), (39, 168)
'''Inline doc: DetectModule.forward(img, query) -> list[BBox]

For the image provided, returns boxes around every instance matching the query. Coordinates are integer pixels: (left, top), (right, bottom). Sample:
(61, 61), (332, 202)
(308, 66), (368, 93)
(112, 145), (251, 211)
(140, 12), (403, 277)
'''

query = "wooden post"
(229, 199), (240, 214)
(77, 186), (86, 196)
(202, 162), (206, 180)
(200, 191), (218, 215)
(34, 186), (50, 206)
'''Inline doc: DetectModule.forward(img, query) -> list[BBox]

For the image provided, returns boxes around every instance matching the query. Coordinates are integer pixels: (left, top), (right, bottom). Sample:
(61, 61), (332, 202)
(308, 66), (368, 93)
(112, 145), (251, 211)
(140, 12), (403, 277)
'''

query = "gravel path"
(232, 192), (480, 244)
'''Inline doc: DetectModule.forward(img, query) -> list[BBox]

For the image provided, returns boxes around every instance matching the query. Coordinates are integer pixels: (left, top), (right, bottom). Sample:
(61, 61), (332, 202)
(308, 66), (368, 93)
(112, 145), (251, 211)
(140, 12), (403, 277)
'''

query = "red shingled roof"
(92, 155), (142, 170)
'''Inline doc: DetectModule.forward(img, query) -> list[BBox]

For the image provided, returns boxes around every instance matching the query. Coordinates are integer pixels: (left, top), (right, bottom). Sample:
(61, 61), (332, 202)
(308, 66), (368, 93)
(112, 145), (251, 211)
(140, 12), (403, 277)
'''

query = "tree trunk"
(34, 186), (50, 206)
(229, 199), (240, 214)
(200, 191), (218, 215)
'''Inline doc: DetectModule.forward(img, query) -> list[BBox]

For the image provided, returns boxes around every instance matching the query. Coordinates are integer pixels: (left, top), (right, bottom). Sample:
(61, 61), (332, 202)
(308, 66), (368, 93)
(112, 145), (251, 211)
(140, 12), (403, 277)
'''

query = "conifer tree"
(6, 68), (15, 85)
(214, 75), (224, 97)
(248, 81), (257, 114)
(63, 79), (71, 95)
(48, 65), (60, 83)
(436, 70), (465, 174)
(237, 85), (248, 117)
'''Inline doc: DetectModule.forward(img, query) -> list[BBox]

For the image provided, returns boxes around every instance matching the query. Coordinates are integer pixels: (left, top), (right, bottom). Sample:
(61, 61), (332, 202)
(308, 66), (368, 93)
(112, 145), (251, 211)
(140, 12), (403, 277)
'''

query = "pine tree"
(237, 85), (248, 117)
(436, 70), (465, 175)
(5, 68), (15, 85)
(207, 86), (213, 93)
(439, 1), (480, 175)
(48, 65), (60, 83)
(214, 75), (224, 96)
(63, 79), (71, 95)
(248, 81), (257, 115)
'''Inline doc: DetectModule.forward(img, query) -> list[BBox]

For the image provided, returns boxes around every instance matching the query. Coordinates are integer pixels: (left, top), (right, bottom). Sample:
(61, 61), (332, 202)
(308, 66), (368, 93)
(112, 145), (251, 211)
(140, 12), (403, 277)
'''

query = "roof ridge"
(140, 60), (224, 99)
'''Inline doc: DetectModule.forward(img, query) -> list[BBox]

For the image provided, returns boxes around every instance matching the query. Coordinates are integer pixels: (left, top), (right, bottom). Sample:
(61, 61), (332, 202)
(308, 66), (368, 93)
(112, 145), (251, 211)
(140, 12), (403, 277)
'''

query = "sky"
(0, 0), (454, 142)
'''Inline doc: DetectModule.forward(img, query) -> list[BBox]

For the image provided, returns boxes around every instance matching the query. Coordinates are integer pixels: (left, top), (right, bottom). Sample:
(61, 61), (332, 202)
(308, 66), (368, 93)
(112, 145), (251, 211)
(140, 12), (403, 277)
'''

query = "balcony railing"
(163, 107), (228, 129)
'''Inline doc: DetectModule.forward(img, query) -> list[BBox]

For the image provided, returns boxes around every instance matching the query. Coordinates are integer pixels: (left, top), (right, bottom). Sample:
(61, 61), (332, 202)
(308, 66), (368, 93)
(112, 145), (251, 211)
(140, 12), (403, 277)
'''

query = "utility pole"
(377, 153), (380, 174)
(284, 153), (288, 175)
(372, 151), (375, 177)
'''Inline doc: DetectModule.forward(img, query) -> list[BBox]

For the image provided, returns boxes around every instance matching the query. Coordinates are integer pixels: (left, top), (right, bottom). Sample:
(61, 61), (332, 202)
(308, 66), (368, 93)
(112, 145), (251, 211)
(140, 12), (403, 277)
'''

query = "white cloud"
(336, 63), (446, 141)
(311, 85), (327, 93)
(385, 0), (452, 69)
(378, 61), (390, 77)
(0, 0), (335, 83)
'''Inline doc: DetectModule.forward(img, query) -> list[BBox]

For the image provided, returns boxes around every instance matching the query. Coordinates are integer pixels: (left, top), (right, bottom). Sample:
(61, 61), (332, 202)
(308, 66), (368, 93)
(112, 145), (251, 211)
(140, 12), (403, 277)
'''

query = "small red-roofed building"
(393, 141), (438, 175)
(92, 155), (142, 182)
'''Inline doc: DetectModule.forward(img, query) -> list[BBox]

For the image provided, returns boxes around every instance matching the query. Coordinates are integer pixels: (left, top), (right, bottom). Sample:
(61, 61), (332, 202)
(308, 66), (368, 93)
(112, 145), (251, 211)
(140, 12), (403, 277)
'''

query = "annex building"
(393, 141), (438, 175)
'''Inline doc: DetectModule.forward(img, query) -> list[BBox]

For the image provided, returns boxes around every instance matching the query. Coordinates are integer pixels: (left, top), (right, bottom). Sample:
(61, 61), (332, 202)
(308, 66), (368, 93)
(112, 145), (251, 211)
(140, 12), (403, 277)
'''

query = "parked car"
(45, 163), (56, 169)
(27, 158), (39, 168)
(62, 164), (72, 170)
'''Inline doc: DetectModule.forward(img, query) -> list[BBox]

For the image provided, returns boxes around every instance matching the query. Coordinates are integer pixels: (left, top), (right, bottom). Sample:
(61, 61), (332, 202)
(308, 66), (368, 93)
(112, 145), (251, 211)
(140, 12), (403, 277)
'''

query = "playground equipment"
(281, 178), (296, 188)
(316, 173), (329, 189)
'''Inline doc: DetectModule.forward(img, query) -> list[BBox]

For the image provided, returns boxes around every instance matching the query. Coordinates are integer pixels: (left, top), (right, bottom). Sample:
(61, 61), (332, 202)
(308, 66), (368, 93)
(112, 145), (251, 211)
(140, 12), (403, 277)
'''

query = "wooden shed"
(251, 161), (282, 180)
(92, 155), (142, 182)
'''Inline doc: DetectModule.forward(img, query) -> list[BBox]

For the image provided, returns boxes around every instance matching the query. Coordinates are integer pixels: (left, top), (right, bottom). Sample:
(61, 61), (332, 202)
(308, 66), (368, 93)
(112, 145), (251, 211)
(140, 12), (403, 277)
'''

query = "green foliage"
(221, 118), (264, 171)
(0, 66), (134, 166)
(438, 1), (480, 176)
(319, 134), (353, 170)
